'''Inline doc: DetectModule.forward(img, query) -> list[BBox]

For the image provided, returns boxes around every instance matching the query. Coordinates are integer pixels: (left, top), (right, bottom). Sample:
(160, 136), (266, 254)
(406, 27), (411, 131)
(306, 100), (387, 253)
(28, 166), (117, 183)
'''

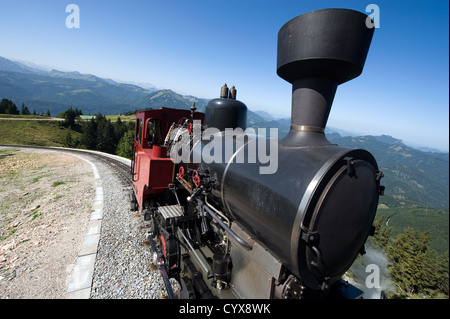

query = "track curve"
(0, 145), (176, 298)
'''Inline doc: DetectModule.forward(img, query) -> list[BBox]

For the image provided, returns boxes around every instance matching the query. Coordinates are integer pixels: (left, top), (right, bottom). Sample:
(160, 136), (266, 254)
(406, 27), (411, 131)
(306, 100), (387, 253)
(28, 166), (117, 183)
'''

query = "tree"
(116, 130), (135, 159)
(97, 118), (115, 154)
(436, 252), (449, 294)
(21, 103), (31, 115)
(0, 98), (19, 114)
(113, 117), (128, 142)
(63, 131), (73, 148)
(57, 107), (82, 127)
(386, 227), (443, 296)
(63, 107), (78, 127)
(81, 118), (97, 150)
(76, 113), (133, 156)
(0, 99), (6, 113)
(371, 215), (392, 248)
(6, 101), (20, 115)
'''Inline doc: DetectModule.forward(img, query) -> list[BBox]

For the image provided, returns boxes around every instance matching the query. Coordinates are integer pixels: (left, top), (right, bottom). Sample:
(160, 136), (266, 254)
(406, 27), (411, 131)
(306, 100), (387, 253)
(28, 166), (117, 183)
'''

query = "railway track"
(0, 144), (132, 186)
(0, 144), (167, 298)
(0, 143), (135, 221)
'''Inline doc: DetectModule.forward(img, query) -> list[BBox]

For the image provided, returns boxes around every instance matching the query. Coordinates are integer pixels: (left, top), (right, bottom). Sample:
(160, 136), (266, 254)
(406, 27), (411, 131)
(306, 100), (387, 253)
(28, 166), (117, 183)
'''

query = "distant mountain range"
(0, 56), (372, 134)
(0, 56), (210, 116)
(1, 56), (448, 210)
(328, 135), (449, 209)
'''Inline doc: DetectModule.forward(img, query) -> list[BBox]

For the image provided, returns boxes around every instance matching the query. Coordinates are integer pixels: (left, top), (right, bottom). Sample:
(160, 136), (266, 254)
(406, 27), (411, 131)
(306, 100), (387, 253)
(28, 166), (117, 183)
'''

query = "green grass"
(0, 119), (82, 147)
(51, 181), (66, 187)
(32, 175), (49, 184)
(0, 114), (53, 119)
(1, 229), (17, 241)
(0, 148), (20, 155)
(105, 115), (135, 122)
(31, 211), (42, 221)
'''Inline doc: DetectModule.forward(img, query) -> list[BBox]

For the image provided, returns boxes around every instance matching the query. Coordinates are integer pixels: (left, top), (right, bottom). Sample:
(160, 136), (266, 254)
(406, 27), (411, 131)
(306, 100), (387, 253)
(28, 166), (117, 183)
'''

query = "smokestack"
(277, 9), (374, 145)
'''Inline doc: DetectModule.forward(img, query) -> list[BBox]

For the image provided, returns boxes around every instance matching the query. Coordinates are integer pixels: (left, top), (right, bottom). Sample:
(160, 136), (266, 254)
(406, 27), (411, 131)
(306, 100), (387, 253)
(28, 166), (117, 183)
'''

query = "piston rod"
(195, 198), (253, 251)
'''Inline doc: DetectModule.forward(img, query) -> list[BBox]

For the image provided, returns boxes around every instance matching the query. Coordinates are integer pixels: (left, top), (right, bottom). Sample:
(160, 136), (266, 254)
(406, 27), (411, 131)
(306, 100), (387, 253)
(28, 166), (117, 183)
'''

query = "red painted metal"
(192, 170), (201, 188)
(178, 166), (185, 179)
(132, 108), (204, 211)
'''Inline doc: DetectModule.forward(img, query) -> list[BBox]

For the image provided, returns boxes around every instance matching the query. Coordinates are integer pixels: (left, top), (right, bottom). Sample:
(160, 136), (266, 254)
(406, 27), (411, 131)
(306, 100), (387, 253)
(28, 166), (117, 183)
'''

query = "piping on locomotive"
(131, 8), (384, 299)
(170, 119), (279, 175)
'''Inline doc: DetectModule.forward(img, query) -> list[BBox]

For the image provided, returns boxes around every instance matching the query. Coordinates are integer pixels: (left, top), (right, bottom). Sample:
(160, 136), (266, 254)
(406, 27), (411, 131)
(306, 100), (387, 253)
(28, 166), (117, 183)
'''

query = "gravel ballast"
(0, 147), (178, 299)
(89, 157), (179, 299)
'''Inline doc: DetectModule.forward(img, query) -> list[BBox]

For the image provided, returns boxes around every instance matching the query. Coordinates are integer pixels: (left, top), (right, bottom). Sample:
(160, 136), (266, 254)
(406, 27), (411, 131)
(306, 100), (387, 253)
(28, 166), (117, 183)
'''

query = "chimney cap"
(277, 8), (374, 84)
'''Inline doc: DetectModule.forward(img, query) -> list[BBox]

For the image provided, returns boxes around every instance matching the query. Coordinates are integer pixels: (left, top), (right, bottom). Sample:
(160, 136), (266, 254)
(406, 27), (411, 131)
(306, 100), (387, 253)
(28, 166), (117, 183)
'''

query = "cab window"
(147, 119), (162, 146)
(136, 118), (143, 145)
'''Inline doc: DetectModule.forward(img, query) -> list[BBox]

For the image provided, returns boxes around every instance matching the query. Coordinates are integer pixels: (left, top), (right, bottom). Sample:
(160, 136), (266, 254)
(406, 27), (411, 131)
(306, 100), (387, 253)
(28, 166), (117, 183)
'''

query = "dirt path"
(0, 147), (95, 299)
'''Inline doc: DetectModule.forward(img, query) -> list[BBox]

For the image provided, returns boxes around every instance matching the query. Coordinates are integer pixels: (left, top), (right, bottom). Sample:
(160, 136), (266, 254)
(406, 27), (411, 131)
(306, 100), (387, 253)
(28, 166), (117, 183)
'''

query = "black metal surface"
(181, 253), (216, 299)
(204, 84), (247, 131)
(277, 9), (374, 148)
(198, 198), (253, 250)
(277, 8), (374, 85)
(290, 77), (337, 131)
(212, 251), (230, 282)
(221, 145), (380, 289)
(296, 151), (380, 288)
(182, 134), (380, 289)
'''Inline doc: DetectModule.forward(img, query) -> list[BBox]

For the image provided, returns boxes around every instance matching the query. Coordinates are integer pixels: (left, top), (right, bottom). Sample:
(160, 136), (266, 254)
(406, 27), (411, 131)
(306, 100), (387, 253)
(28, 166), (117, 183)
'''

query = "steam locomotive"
(131, 8), (384, 299)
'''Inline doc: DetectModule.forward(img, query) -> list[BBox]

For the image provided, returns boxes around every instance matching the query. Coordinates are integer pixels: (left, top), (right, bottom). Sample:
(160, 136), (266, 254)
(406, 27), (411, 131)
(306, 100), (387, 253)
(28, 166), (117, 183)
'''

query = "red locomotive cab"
(131, 108), (204, 211)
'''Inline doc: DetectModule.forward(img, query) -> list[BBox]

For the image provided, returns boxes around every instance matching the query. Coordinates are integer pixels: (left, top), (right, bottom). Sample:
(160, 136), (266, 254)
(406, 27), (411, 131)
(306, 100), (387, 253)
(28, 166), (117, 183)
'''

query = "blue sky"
(0, 0), (448, 151)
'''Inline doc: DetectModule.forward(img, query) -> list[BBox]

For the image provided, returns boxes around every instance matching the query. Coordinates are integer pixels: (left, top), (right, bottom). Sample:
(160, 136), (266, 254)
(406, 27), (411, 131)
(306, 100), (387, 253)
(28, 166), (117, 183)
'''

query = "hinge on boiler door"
(301, 230), (330, 290)
(301, 230), (320, 247)
(343, 156), (355, 177)
(301, 230), (322, 269)
(375, 170), (385, 195)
